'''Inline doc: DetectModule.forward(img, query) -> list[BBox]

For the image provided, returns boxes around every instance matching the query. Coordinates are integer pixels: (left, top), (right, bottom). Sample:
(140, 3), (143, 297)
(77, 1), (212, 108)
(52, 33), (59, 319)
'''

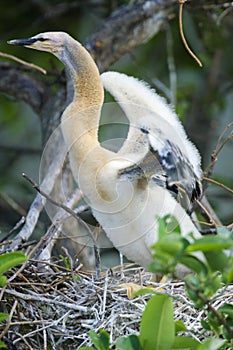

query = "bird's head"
(8, 32), (72, 57)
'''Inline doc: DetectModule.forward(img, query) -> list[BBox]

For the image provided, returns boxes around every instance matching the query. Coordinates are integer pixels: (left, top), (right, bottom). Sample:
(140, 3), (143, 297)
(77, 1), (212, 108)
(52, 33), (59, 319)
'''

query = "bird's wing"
(119, 149), (167, 188)
(141, 126), (202, 201)
(119, 126), (202, 202)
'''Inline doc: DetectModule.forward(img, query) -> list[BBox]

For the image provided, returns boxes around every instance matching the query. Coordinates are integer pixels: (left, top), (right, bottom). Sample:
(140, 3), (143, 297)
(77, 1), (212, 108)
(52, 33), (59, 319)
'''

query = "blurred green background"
(0, 0), (232, 238)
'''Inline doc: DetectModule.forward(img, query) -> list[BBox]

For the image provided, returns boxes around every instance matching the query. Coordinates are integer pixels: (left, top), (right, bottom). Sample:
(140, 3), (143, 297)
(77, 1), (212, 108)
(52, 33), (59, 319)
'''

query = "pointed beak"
(8, 37), (38, 46)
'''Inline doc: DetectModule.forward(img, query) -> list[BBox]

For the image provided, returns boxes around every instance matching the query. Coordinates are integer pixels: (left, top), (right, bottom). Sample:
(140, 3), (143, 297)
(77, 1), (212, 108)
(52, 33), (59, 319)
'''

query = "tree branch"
(86, 0), (177, 72)
(0, 62), (47, 114)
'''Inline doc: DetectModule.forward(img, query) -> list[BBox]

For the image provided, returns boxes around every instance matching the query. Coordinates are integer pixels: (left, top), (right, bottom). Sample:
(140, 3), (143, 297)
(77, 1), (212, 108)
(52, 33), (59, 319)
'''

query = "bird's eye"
(37, 37), (49, 42)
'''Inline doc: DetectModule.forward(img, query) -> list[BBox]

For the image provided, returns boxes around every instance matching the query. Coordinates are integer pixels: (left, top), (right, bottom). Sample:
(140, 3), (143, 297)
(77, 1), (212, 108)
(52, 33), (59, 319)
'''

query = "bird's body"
(9, 32), (202, 269)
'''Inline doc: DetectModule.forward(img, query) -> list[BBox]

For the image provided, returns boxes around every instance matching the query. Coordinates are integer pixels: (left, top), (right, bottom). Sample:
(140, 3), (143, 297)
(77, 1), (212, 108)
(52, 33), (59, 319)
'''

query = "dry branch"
(9, 148), (67, 251)
(0, 51), (47, 74)
(21, 173), (100, 276)
(86, 0), (177, 72)
(0, 63), (47, 114)
(178, 0), (203, 67)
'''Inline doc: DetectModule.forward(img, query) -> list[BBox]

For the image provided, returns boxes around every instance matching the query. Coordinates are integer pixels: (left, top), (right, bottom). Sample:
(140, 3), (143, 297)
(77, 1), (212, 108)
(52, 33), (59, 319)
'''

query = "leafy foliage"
(0, 251), (27, 286)
(0, 251), (27, 347)
(80, 292), (226, 350)
(80, 215), (232, 349)
(149, 216), (233, 346)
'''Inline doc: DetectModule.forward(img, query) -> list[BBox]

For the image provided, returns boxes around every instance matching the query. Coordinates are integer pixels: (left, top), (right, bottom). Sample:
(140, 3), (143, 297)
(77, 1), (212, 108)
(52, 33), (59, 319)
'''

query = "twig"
(217, 5), (233, 26)
(215, 122), (233, 154)
(100, 270), (109, 322)
(0, 240), (12, 247)
(38, 310), (47, 350)
(193, 219), (216, 228)
(0, 300), (18, 340)
(22, 173), (101, 278)
(94, 239), (101, 280)
(0, 51), (47, 74)
(0, 216), (25, 244)
(196, 199), (217, 227)
(22, 173), (93, 242)
(204, 122), (233, 179)
(4, 288), (88, 312)
(28, 259), (83, 276)
(189, 193), (222, 227)
(200, 196), (222, 226)
(13, 311), (72, 345)
(215, 131), (233, 157)
(10, 147), (66, 251)
(13, 332), (33, 350)
(0, 192), (27, 217)
(203, 177), (233, 195)
(7, 320), (45, 326)
(178, 0), (203, 67)
(38, 188), (83, 261)
(185, 280), (233, 339)
(30, 224), (62, 261)
(8, 225), (59, 283)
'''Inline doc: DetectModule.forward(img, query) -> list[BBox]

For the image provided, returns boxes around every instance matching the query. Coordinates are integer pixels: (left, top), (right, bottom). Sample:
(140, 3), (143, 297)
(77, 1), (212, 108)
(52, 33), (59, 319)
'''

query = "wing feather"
(145, 128), (202, 201)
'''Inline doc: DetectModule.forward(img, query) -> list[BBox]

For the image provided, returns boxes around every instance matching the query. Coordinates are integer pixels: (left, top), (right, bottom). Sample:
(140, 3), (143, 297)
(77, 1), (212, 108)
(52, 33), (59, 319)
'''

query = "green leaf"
(149, 259), (167, 274)
(172, 336), (200, 349)
(204, 251), (229, 273)
(207, 311), (221, 333)
(200, 319), (211, 331)
(206, 272), (222, 296)
(187, 236), (232, 253)
(88, 329), (110, 350)
(139, 294), (175, 350)
(222, 318), (233, 340)
(79, 347), (95, 350)
(157, 216), (169, 239)
(75, 274), (82, 282)
(184, 275), (202, 306)
(133, 288), (157, 298)
(185, 274), (200, 289)
(155, 233), (186, 256)
(0, 340), (7, 348)
(179, 254), (208, 275)
(164, 215), (181, 234)
(0, 252), (27, 275)
(59, 255), (72, 270)
(174, 320), (187, 334)
(224, 264), (233, 284)
(157, 215), (181, 239)
(0, 312), (9, 322)
(217, 303), (233, 317)
(0, 275), (7, 287)
(116, 334), (141, 350)
(197, 338), (226, 350)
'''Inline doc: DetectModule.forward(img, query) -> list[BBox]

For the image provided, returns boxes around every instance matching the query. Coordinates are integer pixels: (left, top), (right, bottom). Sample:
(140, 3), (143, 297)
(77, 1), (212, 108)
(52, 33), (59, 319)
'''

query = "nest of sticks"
(1, 257), (233, 350)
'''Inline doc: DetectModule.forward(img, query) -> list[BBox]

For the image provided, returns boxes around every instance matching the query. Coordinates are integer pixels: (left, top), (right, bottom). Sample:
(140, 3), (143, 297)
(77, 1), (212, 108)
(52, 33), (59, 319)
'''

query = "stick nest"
(1, 261), (232, 349)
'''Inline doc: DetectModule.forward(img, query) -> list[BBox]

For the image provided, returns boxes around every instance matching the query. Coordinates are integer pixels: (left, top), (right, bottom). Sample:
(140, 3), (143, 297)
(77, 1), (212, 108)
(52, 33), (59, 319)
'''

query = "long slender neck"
(60, 39), (104, 161)
(62, 39), (104, 110)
